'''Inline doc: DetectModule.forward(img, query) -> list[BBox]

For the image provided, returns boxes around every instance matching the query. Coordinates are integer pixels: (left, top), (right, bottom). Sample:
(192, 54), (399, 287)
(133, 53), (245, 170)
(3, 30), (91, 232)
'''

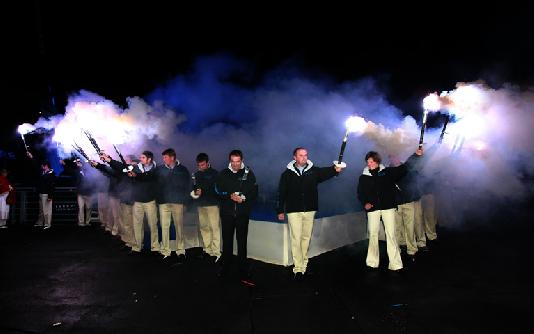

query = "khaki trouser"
(132, 200), (159, 252)
(120, 203), (135, 247)
(414, 199), (427, 247)
(287, 211), (316, 274)
(36, 194), (53, 227)
(395, 201), (418, 255)
(108, 196), (121, 235)
(159, 203), (184, 256)
(421, 194), (438, 240)
(198, 205), (221, 257)
(77, 194), (92, 226)
(367, 208), (403, 271)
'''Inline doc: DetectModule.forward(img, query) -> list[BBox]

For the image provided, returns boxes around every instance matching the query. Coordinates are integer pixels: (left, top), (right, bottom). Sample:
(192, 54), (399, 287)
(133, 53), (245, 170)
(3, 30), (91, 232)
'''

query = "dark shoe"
(128, 250), (140, 256)
(406, 254), (416, 262)
(419, 246), (429, 252)
(176, 254), (186, 264)
(390, 268), (404, 275)
(293, 272), (304, 282)
(366, 265), (379, 272)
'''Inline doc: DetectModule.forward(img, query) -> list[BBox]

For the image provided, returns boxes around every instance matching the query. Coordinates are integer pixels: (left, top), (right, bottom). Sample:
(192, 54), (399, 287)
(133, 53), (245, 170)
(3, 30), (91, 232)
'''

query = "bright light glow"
(446, 84), (486, 118)
(17, 123), (36, 135)
(423, 93), (441, 111)
(345, 116), (367, 135)
(472, 140), (487, 151)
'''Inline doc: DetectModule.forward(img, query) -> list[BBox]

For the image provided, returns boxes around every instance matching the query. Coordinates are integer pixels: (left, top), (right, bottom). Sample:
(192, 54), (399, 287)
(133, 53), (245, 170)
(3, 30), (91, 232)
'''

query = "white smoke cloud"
(19, 70), (534, 227)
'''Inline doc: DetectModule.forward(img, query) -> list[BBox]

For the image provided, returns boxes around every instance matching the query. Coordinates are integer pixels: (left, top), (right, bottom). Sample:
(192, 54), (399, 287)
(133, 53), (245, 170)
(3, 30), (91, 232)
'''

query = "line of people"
(20, 145), (439, 285)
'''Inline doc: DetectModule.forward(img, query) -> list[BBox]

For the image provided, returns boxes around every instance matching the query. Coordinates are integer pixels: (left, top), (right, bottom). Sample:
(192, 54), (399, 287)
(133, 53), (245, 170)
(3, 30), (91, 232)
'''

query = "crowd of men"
(0, 146), (440, 286)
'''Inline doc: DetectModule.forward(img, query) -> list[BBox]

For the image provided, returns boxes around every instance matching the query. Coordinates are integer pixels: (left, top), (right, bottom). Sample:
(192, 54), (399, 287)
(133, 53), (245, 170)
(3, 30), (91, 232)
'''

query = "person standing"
(357, 149), (422, 272)
(277, 147), (344, 280)
(155, 148), (190, 262)
(215, 150), (258, 284)
(127, 151), (159, 254)
(28, 152), (56, 230)
(0, 168), (14, 229)
(74, 159), (95, 227)
(190, 153), (221, 262)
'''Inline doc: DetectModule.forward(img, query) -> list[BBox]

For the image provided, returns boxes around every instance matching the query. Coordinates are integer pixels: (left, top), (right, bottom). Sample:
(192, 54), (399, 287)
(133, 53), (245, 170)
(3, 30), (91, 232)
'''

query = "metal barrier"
(10, 187), (98, 225)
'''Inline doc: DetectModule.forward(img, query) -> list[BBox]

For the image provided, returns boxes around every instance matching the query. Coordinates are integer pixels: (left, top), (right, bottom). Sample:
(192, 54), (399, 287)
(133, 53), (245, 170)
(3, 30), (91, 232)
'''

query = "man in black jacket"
(74, 159), (95, 227)
(389, 155), (422, 260)
(127, 151), (159, 254)
(357, 149), (422, 271)
(215, 150), (258, 284)
(155, 148), (190, 262)
(190, 153), (221, 261)
(100, 152), (137, 250)
(28, 152), (56, 230)
(277, 147), (344, 279)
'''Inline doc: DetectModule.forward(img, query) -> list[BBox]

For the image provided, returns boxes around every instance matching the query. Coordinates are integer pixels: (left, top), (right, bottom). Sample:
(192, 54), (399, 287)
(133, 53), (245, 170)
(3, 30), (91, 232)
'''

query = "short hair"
(293, 147), (306, 156)
(161, 148), (176, 159)
(142, 150), (154, 161)
(365, 151), (381, 164)
(196, 153), (209, 163)
(229, 149), (243, 160)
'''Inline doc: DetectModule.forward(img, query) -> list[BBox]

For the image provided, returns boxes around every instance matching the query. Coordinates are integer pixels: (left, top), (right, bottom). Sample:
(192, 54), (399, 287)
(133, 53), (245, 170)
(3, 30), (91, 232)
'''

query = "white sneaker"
(43, 225), (51, 230)
(34, 223), (43, 227)
(0, 225), (8, 229)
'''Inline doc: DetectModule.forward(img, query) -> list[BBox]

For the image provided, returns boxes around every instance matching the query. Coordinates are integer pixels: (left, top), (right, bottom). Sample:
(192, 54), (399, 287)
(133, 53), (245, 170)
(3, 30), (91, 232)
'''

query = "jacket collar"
(228, 162), (245, 173)
(287, 160), (314, 176)
(362, 164), (385, 176)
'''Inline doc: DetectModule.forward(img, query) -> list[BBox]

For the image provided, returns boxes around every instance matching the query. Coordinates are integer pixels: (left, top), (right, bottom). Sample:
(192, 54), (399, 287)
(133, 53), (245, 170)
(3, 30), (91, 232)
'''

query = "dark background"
(2, 1), (533, 168)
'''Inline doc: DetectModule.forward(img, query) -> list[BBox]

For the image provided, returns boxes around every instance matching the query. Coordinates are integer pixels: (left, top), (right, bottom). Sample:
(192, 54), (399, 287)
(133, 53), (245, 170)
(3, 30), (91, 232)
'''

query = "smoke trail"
(19, 55), (534, 227)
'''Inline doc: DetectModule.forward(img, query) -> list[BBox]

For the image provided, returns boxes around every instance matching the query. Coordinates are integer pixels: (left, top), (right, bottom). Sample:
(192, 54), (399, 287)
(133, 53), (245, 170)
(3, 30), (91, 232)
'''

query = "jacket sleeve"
(243, 170), (258, 202)
(95, 163), (116, 178)
(276, 171), (287, 214)
(181, 166), (191, 200)
(387, 163), (408, 182)
(214, 172), (231, 200)
(317, 166), (338, 183)
(203, 169), (219, 199)
(108, 158), (126, 173)
(357, 175), (368, 206)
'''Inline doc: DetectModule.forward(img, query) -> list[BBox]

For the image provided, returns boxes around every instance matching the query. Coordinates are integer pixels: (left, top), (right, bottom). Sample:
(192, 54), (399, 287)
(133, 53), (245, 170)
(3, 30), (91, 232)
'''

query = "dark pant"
(220, 214), (249, 274)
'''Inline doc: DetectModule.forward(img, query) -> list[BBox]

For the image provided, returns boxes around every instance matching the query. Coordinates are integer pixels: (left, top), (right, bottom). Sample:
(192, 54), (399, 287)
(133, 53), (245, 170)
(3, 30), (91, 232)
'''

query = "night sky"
(2, 1), (533, 154)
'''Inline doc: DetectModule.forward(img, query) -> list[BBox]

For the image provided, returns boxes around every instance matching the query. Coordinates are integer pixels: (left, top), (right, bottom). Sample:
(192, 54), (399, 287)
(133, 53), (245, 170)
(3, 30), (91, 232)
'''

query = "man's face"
(197, 160), (209, 171)
(41, 164), (49, 172)
(162, 154), (175, 166)
(230, 155), (242, 172)
(367, 158), (379, 170)
(140, 154), (151, 165)
(294, 149), (308, 167)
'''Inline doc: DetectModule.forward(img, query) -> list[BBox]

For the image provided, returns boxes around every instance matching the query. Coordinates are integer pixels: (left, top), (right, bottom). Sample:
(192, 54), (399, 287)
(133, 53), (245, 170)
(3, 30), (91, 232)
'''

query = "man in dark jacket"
(277, 147), (345, 279)
(127, 150), (159, 254)
(74, 159), (96, 227)
(155, 148), (190, 262)
(215, 150), (258, 284)
(28, 152), (56, 230)
(357, 149), (422, 271)
(100, 152), (137, 249)
(190, 153), (221, 261)
(389, 155), (422, 260)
